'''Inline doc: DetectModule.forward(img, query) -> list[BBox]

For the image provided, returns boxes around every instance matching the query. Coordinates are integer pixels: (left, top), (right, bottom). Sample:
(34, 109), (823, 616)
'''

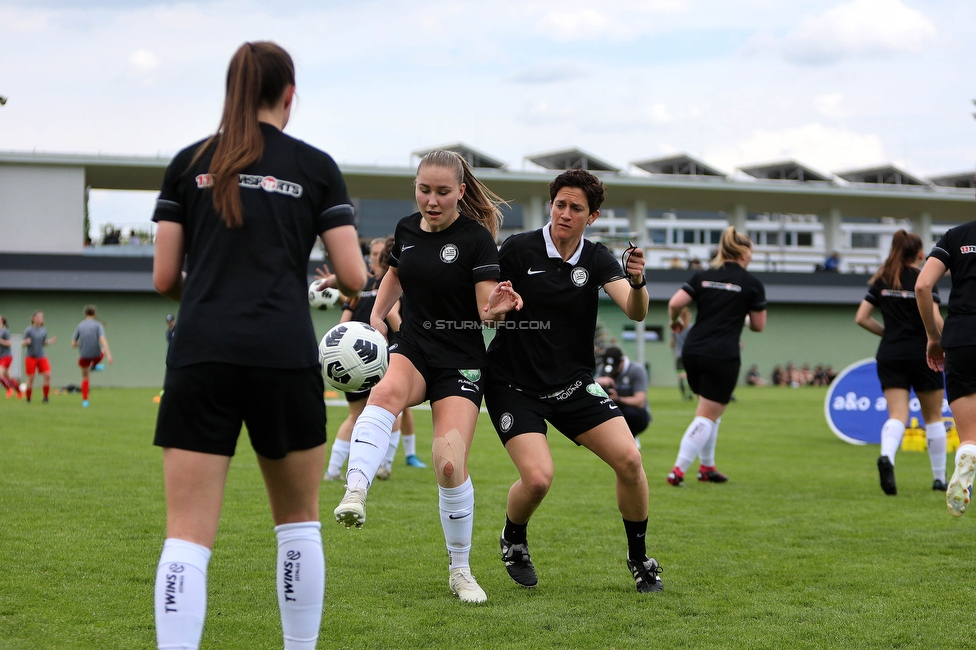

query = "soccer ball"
(318, 322), (389, 392)
(19, 383), (26, 393)
(308, 280), (340, 310)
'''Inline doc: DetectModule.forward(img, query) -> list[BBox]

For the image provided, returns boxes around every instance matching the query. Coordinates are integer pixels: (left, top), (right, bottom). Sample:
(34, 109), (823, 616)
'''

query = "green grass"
(0, 386), (971, 649)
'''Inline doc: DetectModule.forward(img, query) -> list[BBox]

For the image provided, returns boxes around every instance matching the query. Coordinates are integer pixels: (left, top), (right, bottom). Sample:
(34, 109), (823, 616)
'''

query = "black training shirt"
(344, 275), (379, 324)
(389, 212), (499, 368)
(681, 262), (767, 359)
(865, 267), (939, 361)
(930, 220), (976, 349)
(153, 122), (355, 369)
(487, 226), (625, 393)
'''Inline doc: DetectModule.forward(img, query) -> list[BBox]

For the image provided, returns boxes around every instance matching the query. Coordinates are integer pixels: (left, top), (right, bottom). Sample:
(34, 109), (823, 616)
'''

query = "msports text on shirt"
(423, 320), (551, 330)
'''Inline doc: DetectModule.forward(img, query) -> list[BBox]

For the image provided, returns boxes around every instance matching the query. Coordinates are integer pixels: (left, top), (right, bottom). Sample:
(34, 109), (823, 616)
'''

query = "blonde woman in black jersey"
(334, 150), (521, 603)
(855, 230), (946, 495)
(666, 227), (766, 487)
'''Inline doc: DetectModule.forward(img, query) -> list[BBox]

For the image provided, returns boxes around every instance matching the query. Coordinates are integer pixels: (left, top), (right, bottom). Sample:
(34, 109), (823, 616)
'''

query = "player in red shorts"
(0, 315), (23, 398)
(22, 311), (56, 403)
(71, 305), (113, 407)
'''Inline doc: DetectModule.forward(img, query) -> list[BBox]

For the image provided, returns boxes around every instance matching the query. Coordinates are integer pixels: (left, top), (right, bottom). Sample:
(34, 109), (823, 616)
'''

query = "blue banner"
(824, 358), (950, 445)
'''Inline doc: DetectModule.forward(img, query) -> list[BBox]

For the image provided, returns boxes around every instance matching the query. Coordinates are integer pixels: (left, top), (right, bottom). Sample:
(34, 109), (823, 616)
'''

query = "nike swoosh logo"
(353, 438), (378, 449)
(527, 268), (545, 275)
(401, 245), (415, 251)
(448, 512), (470, 520)
(460, 385), (477, 392)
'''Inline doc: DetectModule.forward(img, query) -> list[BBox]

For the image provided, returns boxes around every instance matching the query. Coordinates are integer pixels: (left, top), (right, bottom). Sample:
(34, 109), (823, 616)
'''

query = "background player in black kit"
(150, 42), (367, 650)
(916, 208), (976, 517)
(666, 227), (766, 487)
(855, 230), (946, 495)
(323, 236), (424, 481)
(334, 150), (521, 604)
(485, 168), (662, 594)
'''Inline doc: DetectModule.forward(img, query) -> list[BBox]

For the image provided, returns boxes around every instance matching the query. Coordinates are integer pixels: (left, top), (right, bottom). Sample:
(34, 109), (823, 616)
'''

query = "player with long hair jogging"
(150, 41), (367, 649)
(334, 150), (522, 603)
(666, 227), (766, 486)
(855, 230), (946, 495)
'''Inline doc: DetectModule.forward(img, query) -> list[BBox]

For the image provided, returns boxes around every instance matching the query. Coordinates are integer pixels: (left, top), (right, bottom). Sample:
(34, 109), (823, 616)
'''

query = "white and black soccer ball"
(308, 280), (340, 310)
(318, 322), (389, 392)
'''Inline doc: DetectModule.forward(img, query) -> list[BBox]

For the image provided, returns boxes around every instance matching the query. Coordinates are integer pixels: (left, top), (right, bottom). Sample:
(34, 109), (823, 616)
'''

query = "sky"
(1, 0), (974, 232)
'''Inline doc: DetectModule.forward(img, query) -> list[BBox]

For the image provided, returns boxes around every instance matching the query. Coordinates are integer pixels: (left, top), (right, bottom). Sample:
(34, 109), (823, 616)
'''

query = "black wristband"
(629, 275), (646, 289)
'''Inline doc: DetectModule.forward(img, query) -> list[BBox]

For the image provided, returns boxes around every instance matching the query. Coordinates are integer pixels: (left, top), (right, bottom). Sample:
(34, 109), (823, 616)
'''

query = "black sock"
(678, 378), (687, 397)
(503, 516), (528, 545)
(622, 517), (648, 561)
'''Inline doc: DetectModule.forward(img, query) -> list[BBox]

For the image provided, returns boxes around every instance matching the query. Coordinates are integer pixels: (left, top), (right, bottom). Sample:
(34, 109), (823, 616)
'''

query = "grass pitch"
(0, 386), (972, 649)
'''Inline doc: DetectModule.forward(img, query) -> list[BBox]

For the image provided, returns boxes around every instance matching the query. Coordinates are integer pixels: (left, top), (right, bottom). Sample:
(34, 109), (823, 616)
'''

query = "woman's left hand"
(484, 281), (523, 318)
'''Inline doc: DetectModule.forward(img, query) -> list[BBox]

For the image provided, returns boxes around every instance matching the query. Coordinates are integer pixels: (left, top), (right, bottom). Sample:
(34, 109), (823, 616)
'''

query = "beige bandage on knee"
(432, 428), (467, 481)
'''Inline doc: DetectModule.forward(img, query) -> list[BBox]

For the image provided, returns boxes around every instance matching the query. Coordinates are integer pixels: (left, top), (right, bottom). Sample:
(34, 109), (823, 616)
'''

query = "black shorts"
(945, 346), (976, 403)
(345, 387), (370, 403)
(155, 363), (326, 460)
(682, 353), (739, 405)
(389, 335), (484, 407)
(876, 357), (944, 393)
(484, 374), (622, 446)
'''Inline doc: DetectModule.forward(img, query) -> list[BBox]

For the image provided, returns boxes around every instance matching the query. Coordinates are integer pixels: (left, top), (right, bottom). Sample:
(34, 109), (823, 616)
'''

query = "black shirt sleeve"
(152, 148), (193, 225)
(749, 277), (767, 312)
(594, 243), (627, 287)
(470, 225), (500, 283)
(312, 152), (355, 233)
(864, 281), (881, 306)
(682, 272), (702, 300)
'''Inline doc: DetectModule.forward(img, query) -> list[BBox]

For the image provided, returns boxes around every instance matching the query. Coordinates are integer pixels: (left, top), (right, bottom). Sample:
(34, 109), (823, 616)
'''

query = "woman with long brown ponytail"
(151, 42), (367, 649)
(856, 229), (946, 496)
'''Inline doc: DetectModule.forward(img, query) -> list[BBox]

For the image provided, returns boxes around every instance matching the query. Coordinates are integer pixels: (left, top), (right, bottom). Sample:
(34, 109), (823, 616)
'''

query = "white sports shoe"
(323, 471), (342, 482)
(375, 462), (392, 481)
(449, 567), (487, 603)
(334, 486), (367, 528)
(947, 450), (976, 518)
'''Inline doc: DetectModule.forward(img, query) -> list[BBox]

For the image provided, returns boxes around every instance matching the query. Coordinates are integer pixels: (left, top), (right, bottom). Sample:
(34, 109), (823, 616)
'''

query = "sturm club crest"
(571, 267), (588, 287)
(586, 383), (609, 398)
(440, 244), (459, 263)
(499, 412), (514, 433)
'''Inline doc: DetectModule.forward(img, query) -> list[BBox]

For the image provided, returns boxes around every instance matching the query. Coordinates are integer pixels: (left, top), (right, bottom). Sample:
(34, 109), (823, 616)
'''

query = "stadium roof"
(2, 151), (973, 222)
(927, 171), (976, 189)
(837, 165), (929, 187)
(632, 154), (726, 178)
(738, 160), (832, 183)
(411, 142), (506, 169)
(525, 148), (621, 172)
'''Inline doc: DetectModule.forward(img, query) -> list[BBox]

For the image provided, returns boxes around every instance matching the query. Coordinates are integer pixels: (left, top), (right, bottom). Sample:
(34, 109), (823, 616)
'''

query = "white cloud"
(129, 49), (159, 74)
(528, 0), (689, 41)
(780, 0), (937, 64)
(713, 123), (887, 175)
(813, 93), (845, 118)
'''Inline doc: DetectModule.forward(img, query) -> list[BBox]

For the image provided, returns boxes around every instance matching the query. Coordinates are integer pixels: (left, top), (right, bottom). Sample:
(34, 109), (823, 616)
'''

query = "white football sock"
(699, 417), (721, 466)
(955, 443), (976, 469)
(384, 430), (402, 465)
(403, 433), (418, 458)
(880, 418), (905, 464)
(438, 477), (474, 571)
(155, 538), (211, 650)
(326, 439), (350, 477)
(275, 522), (325, 650)
(675, 416), (715, 472)
(346, 405), (396, 490)
(926, 422), (947, 482)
